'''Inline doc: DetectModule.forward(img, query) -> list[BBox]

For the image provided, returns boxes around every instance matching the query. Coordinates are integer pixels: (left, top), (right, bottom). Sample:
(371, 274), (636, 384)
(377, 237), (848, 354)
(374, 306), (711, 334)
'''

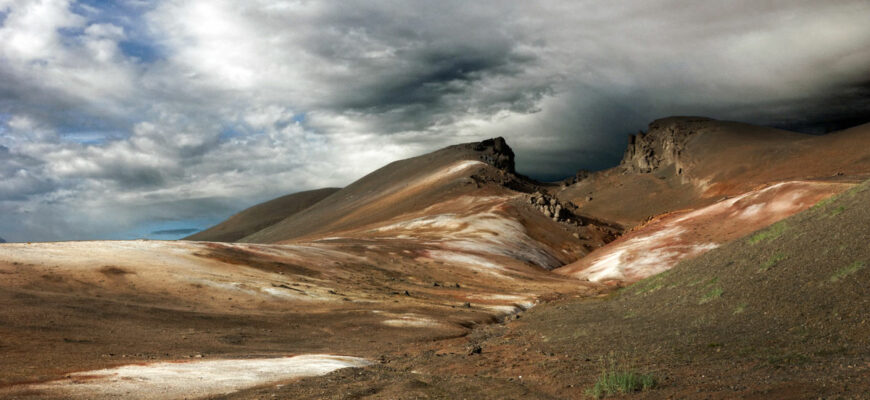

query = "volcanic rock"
(474, 137), (515, 173)
(621, 117), (712, 174)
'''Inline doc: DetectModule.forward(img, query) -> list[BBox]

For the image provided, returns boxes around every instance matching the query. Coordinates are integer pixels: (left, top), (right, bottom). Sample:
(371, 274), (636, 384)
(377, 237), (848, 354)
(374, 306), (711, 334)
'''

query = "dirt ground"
(3, 132), (870, 399)
(218, 181), (870, 399)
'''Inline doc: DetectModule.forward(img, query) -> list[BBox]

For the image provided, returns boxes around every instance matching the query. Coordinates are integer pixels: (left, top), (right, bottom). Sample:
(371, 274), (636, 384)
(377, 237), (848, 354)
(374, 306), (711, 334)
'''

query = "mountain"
(184, 188), (340, 242)
(293, 179), (868, 399)
(0, 237), (6, 243)
(2, 120), (869, 398)
(559, 117), (870, 227)
(238, 138), (530, 243)
(0, 137), (611, 397)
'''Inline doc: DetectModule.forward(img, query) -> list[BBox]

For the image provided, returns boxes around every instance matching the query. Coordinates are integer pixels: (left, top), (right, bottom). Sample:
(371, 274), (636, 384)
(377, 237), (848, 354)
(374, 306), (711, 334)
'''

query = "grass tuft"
(699, 287), (723, 304)
(829, 205), (846, 216)
(829, 261), (866, 283)
(586, 358), (656, 398)
(631, 271), (671, 295)
(748, 221), (787, 245)
(733, 302), (747, 314)
(758, 252), (786, 272)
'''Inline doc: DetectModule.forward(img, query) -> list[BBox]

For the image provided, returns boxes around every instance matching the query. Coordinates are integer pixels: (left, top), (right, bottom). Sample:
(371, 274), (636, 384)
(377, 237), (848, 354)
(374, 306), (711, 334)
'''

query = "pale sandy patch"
(5, 355), (371, 400)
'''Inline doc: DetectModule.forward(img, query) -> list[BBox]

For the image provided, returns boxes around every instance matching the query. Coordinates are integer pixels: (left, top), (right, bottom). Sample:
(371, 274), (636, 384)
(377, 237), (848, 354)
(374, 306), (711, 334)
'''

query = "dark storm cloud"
(1, 0), (869, 241)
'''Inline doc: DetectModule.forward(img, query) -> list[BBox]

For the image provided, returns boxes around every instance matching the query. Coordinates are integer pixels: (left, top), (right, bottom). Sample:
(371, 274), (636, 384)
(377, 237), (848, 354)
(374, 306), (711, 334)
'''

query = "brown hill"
(559, 117), (870, 227)
(240, 181), (870, 399)
(3, 121), (870, 398)
(184, 188), (340, 242)
(239, 138), (529, 243)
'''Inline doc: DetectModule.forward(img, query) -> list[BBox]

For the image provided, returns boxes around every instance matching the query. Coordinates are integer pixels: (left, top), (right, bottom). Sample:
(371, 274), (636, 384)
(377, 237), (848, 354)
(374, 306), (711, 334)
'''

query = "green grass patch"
(758, 252), (786, 272)
(748, 221), (787, 245)
(829, 261), (866, 283)
(810, 194), (837, 210)
(829, 205), (846, 216)
(630, 270), (671, 295)
(733, 302), (747, 314)
(699, 287), (723, 304)
(586, 359), (657, 398)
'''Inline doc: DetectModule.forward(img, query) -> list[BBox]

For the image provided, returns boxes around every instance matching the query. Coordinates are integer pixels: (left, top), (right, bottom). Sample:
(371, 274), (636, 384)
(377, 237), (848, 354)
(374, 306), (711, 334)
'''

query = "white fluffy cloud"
(1, 0), (869, 241)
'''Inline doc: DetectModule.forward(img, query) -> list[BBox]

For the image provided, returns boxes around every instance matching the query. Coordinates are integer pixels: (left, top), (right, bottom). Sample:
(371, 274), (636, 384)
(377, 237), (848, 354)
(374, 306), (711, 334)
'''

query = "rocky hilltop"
(473, 137), (515, 173)
(620, 116), (712, 175)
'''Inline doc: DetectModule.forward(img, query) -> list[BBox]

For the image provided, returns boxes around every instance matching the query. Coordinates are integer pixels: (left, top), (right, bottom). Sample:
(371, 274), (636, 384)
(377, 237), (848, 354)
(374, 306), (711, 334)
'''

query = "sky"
(1, 0), (869, 242)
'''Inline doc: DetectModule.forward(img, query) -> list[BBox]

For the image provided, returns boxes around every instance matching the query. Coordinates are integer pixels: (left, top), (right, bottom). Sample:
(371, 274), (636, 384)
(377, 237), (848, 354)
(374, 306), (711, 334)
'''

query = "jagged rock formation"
(474, 137), (515, 173)
(527, 192), (621, 249)
(621, 117), (712, 175)
(529, 192), (572, 223)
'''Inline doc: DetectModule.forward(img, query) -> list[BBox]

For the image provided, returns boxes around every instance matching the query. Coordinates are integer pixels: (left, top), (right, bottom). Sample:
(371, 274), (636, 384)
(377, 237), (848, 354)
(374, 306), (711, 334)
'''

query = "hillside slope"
(239, 138), (528, 243)
(556, 180), (850, 284)
(559, 117), (870, 227)
(184, 188), (340, 242)
(0, 137), (614, 398)
(250, 180), (870, 399)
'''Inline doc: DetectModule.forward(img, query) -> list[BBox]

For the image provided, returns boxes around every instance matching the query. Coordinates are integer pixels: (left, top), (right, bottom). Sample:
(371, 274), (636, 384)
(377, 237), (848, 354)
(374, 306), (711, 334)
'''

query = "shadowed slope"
(497, 178), (870, 398)
(184, 188), (340, 242)
(560, 118), (870, 227)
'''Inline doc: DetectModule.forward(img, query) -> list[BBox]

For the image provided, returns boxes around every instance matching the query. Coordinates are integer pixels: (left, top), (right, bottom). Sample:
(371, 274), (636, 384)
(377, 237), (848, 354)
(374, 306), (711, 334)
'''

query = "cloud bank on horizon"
(1, 0), (869, 241)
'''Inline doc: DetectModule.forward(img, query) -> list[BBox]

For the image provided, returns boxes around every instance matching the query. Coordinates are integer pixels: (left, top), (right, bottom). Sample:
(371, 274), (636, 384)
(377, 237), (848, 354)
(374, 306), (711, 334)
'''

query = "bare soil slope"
(236, 179), (870, 399)
(184, 188), (340, 242)
(240, 138), (529, 243)
(559, 117), (870, 227)
(0, 138), (614, 399)
(557, 180), (850, 284)
(4, 123), (870, 399)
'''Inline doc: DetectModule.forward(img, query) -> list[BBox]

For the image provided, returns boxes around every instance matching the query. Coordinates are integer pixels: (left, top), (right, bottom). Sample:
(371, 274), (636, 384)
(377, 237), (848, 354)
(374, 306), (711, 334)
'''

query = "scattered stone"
(468, 345), (482, 355)
(463, 302), (472, 308)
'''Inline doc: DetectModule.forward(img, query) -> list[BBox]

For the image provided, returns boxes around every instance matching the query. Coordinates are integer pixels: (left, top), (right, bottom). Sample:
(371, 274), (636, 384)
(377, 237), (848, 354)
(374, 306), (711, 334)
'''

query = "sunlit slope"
(239, 138), (525, 243)
(185, 188), (340, 242)
(556, 180), (850, 283)
(0, 236), (590, 389)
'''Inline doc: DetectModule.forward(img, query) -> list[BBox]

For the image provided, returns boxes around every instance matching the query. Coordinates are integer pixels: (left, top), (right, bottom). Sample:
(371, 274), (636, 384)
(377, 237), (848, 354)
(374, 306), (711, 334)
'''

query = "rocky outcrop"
(527, 192), (622, 249)
(561, 169), (590, 187)
(621, 117), (711, 175)
(474, 137), (515, 173)
(528, 192), (582, 224)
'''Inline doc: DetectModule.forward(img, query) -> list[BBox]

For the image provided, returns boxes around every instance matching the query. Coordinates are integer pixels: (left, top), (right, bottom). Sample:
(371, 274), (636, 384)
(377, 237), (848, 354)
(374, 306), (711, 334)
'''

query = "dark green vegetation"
(586, 357), (657, 398)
